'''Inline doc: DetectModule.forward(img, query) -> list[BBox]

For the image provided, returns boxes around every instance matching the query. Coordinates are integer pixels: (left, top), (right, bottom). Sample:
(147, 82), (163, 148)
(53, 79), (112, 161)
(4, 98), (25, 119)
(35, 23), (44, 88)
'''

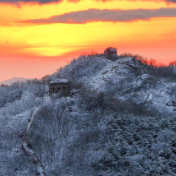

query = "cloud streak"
(163, 0), (176, 2)
(0, 0), (79, 4)
(0, 0), (176, 4)
(25, 8), (176, 24)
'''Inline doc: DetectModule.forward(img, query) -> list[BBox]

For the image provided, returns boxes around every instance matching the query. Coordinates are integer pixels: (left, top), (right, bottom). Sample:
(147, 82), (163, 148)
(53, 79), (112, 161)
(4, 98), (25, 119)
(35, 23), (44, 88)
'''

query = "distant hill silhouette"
(0, 77), (26, 85)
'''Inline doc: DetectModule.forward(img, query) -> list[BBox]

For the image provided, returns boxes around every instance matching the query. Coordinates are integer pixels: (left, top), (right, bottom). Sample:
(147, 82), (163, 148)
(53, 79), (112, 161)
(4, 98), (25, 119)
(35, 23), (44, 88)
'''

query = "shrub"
(121, 53), (176, 82)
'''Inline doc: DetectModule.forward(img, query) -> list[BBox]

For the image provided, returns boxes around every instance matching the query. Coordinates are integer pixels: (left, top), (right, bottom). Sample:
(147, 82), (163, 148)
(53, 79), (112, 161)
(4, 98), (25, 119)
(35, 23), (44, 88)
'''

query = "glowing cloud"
(0, 0), (80, 4)
(0, 0), (176, 4)
(25, 8), (176, 24)
(0, 0), (176, 81)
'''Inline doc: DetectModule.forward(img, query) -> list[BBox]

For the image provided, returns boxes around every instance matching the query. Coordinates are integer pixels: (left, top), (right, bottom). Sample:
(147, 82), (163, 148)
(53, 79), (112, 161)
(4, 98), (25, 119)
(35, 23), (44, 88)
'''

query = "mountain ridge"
(0, 54), (176, 176)
(57, 55), (176, 114)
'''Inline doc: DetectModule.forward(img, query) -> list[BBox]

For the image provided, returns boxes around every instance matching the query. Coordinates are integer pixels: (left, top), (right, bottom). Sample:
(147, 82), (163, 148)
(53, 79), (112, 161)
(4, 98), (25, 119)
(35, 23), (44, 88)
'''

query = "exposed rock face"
(166, 101), (176, 107)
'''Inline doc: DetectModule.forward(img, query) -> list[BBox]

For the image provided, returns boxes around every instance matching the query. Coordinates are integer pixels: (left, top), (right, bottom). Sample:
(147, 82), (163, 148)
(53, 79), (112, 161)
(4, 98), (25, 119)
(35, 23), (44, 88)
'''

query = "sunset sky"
(0, 0), (176, 81)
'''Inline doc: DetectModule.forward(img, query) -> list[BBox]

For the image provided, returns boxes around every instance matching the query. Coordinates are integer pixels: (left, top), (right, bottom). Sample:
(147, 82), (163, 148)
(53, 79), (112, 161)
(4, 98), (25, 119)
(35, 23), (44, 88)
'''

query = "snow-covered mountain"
(0, 77), (27, 85)
(0, 54), (176, 176)
(58, 55), (176, 114)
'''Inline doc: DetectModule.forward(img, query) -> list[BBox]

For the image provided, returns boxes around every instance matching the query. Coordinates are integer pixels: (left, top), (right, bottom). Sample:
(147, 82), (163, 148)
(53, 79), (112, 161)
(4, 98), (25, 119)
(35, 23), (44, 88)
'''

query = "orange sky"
(0, 0), (176, 81)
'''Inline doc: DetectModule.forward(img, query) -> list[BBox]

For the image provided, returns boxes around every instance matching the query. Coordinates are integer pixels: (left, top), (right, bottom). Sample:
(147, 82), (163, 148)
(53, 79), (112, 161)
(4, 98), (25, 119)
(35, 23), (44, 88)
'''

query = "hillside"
(57, 55), (176, 114)
(0, 54), (176, 176)
(0, 77), (27, 86)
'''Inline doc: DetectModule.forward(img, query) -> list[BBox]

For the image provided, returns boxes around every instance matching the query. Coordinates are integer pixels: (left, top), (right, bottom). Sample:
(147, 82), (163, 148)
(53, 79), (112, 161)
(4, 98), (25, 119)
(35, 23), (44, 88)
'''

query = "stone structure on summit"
(104, 47), (118, 61)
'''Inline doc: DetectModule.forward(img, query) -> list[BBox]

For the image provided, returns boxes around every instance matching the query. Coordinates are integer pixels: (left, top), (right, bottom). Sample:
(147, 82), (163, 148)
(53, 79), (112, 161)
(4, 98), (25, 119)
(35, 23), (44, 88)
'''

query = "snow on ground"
(0, 54), (176, 176)
(63, 56), (176, 114)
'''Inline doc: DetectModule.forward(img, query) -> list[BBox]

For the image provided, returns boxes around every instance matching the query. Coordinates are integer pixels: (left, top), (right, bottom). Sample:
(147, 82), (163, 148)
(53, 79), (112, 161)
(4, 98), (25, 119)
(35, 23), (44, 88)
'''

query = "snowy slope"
(59, 55), (176, 114)
(0, 54), (176, 176)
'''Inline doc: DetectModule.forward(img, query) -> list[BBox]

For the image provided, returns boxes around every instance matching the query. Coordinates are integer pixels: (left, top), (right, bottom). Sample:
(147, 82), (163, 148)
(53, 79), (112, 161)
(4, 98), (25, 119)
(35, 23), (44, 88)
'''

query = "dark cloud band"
(25, 8), (176, 24)
(0, 0), (59, 3)
(0, 0), (80, 4)
(166, 0), (176, 2)
(0, 0), (176, 4)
